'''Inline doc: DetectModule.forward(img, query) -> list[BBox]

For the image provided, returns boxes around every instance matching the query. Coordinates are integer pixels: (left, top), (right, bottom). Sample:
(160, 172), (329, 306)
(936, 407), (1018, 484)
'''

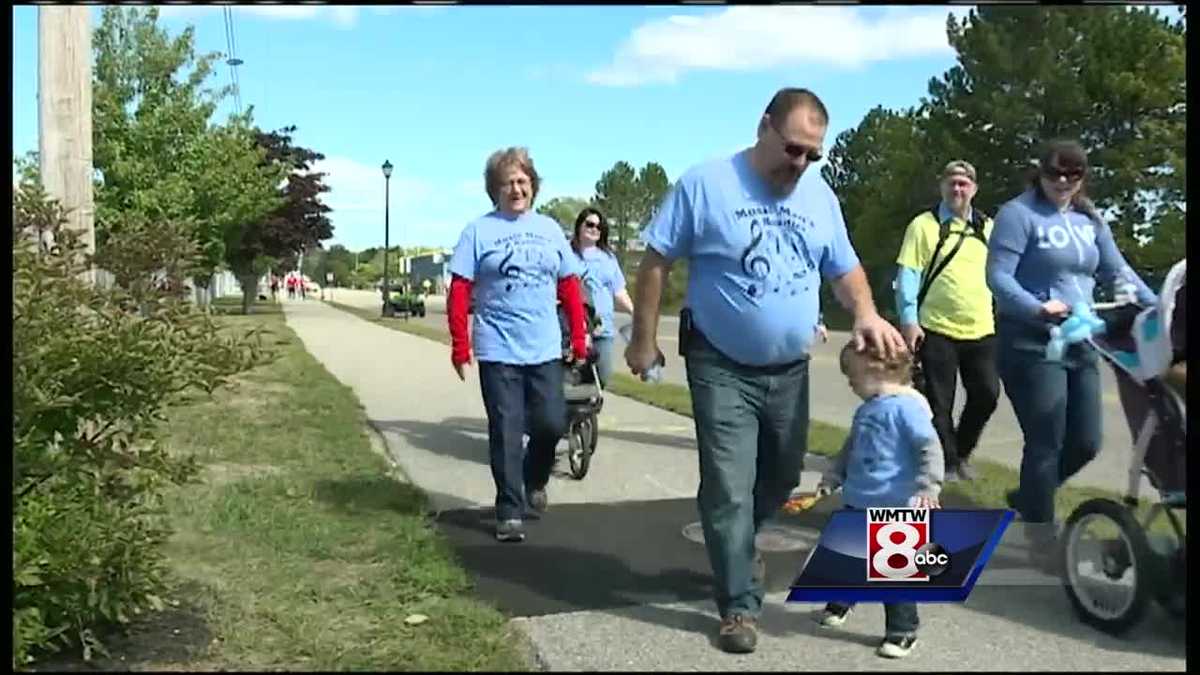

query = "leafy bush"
(12, 184), (269, 668)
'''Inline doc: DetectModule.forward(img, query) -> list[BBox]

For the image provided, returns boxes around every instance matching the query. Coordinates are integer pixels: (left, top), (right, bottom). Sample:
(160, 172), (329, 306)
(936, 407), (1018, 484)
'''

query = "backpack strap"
(916, 206), (991, 312)
(917, 207), (957, 310)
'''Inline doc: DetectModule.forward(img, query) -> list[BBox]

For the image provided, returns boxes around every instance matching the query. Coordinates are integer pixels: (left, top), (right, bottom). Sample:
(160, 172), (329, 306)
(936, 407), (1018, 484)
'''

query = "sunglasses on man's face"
(770, 123), (823, 163)
(1043, 167), (1085, 183)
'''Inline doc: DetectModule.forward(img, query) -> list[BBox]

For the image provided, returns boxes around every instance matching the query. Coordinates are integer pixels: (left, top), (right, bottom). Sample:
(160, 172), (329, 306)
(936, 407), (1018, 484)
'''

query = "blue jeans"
(593, 335), (615, 388)
(684, 332), (809, 619)
(827, 506), (919, 637)
(997, 331), (1102, 534)
(827, 599), (919, 637)
(478, 360), (567, 522)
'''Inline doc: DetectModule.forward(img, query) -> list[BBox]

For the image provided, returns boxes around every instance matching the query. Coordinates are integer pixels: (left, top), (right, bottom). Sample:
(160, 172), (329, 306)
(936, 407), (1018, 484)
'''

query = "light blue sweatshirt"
(822, 389), (944, 509)
(986, 189), (1155, 330)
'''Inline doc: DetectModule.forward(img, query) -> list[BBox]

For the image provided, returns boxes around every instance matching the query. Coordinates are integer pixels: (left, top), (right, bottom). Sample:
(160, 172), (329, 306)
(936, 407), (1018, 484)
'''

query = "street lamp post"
(381, 160), (393, 317)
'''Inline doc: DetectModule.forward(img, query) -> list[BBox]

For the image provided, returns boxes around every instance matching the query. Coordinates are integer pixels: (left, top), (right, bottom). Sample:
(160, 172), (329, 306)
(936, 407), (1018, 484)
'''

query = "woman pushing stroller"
(985, 139), (1157, 569)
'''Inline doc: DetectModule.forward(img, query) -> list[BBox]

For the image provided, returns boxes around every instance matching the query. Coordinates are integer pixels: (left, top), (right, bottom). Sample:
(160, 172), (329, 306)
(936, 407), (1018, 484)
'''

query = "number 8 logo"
(872, 522), (920, 579)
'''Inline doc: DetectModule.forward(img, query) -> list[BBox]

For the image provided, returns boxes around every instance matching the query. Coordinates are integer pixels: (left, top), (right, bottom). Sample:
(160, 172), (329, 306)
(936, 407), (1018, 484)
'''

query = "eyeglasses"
(770, 120), (823, 163)
(582, 220), (601, 230)
(1042, 167), (1084, 183)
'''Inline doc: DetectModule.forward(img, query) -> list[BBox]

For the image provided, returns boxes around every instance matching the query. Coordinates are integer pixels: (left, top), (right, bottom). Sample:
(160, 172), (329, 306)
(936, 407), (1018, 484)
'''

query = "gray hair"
(484, 147), (541, 207)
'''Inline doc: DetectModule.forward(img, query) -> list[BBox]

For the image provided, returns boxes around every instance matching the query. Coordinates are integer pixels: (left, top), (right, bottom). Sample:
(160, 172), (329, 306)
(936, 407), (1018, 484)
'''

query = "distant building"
(408, 249), (453, 294)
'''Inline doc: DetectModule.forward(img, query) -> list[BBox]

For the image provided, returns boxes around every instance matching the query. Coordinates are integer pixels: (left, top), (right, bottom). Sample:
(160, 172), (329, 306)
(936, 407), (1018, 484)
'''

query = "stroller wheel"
(1061, 498), (1157, 636)
(567, 415), (596, 480)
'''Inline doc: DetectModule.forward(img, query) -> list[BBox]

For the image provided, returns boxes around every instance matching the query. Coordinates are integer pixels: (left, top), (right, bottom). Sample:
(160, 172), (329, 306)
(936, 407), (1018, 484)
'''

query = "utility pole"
(38, 6), (95, 282)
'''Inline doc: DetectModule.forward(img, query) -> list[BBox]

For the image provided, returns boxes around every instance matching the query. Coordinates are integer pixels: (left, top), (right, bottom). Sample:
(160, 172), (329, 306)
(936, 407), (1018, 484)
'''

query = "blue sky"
(10, 5), (1180, 252)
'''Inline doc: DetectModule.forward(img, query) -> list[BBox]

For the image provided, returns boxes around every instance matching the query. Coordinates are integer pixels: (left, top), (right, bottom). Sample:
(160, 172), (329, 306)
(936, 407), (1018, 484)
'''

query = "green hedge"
(12, 185), (267, 667)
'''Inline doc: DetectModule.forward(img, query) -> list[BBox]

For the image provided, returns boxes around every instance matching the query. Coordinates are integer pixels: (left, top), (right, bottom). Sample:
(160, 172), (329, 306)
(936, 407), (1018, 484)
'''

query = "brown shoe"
(718, 614), (758, 654)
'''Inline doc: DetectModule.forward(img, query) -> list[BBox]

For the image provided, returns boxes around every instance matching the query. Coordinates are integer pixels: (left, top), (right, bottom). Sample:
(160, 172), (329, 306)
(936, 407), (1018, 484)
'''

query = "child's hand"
(909, 494), (940, 510)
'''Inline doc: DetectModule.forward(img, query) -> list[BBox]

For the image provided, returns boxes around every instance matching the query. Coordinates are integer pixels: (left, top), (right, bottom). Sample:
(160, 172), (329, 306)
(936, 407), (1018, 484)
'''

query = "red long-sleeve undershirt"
(447, 274), (587, 365)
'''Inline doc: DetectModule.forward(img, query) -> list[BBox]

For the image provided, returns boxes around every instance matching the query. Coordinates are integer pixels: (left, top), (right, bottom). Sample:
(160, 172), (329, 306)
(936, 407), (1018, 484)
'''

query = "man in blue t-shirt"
(625, 87), (906, 655)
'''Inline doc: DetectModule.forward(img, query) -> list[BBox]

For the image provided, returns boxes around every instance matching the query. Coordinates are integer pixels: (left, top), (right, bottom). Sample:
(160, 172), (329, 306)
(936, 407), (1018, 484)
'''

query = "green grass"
(210, 294), (283, 315)
(143, 311), (530, 670)
(322, 299), (1181, 537)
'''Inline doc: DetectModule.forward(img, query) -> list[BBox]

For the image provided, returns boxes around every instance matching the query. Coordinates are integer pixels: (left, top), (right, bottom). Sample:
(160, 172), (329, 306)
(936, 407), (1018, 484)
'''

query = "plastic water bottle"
(618, 324), (664, 383)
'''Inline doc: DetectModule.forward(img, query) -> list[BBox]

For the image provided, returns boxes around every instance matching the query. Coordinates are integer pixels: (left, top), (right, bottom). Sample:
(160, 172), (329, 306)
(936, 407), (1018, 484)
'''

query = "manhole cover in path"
(681, 521), (818, 552)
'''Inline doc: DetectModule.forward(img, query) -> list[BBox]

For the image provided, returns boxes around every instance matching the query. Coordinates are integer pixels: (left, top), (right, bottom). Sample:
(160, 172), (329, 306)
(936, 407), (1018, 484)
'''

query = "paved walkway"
(282, 298), (1184, 671)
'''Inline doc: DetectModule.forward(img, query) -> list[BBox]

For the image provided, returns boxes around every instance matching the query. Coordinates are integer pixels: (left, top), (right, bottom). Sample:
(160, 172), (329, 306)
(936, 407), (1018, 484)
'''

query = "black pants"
(919, 330), (1000, 469)
(478, 360), (567, 522)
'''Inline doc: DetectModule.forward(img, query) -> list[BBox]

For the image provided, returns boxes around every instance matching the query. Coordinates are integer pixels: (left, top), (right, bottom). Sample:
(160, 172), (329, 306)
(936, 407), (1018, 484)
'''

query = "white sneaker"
(876, 635), (917, 658)
(495, 519), (525, 542)
(815, 604), (852, 628)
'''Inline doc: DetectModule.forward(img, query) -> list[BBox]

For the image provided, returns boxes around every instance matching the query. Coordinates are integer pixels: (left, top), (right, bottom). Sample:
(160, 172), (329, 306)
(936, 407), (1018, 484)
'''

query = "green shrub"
(12, 184), (269, 668)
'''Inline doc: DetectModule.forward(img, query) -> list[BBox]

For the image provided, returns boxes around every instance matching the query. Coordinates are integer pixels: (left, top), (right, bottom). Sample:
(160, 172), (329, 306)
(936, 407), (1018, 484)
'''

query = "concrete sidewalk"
(282, 299), (1184, 672)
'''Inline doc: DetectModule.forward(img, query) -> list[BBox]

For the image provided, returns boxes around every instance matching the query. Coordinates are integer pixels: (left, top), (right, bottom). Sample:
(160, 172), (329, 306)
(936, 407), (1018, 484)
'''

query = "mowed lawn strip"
(325, 298), (1178, 535)
(153, 298), (531, 671)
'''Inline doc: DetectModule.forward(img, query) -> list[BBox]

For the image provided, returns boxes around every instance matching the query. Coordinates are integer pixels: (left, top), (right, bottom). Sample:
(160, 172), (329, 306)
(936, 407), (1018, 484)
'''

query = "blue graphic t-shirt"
(641, 150), (860, 366)
(987, 189), (1156, 331)
(578, 247), (625, 338)
(840, 394), (938, 510)
(449, 211), (582, 365)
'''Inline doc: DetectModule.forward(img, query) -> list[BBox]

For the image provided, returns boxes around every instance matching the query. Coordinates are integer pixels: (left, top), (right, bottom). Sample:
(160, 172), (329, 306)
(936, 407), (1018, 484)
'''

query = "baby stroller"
(1060, 261), (1187, 635)
(558, 295), (605, 480)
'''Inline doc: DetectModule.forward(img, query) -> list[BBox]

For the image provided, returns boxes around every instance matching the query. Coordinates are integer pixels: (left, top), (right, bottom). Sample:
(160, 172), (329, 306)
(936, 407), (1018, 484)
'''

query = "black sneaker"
(496, 519), (525, 543)
(1005, 488), (1021, 515)
(717, 614), (757, 654)
(526, 488), (548, 519)
(877, 635), (917, 658)
(815, 603), (852, 628)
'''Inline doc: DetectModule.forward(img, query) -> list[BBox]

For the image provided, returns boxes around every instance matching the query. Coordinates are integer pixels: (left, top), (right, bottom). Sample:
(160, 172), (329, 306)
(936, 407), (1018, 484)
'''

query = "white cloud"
(588, 6), (973, 87)
(153, 4), (442, 29)
(312, 156), (434, 217)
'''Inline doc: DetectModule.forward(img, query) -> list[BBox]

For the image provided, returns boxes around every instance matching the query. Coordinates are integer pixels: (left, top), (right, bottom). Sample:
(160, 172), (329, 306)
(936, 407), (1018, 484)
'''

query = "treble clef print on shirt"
(497, 247), (523, 292)
(740, 219), (771, 298)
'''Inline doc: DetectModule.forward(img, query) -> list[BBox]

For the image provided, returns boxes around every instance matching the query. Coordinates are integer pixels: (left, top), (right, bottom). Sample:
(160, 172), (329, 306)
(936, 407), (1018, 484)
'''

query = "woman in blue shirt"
(986, 140), (1155, 564)
(570, 208), (635, 387)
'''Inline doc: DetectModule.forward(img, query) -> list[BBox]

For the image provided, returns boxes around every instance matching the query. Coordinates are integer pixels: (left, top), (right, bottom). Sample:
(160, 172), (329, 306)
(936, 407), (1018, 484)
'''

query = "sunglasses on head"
(770, 122), (823, 163)
(1043, 166), (1085, 182)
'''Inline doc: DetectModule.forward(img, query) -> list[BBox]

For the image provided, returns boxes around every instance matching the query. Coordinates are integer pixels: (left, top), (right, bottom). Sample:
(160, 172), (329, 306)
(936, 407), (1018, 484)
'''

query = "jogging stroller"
(1060, 260), (1187, 635)
(557, 294), (605, 480)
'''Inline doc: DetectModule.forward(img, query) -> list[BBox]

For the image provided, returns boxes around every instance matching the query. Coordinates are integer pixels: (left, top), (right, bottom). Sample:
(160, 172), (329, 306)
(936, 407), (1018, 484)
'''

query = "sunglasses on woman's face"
(583, 220), (601, 230)
(1043, 167), (1085, 183)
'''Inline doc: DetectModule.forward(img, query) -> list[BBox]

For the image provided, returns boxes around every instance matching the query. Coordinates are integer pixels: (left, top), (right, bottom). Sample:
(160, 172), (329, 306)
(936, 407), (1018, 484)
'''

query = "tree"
(537, 196), (592, 236)
(226, 125), (331, 313)
(593, 161), (639, 263)
(823, 6), (1186, 319)
(635, 162), (671, 232)
(925, 6), (1186, 280)
(91, 7), (281, 302)
(822, 106), (939, 320)
(593, 161), (672, 265)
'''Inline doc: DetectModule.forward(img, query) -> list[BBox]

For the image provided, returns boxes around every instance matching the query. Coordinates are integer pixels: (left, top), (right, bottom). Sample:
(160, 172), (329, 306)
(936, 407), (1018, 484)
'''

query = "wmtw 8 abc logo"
(866, 507), (951, 582)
